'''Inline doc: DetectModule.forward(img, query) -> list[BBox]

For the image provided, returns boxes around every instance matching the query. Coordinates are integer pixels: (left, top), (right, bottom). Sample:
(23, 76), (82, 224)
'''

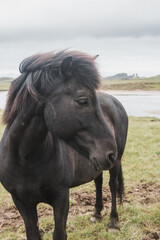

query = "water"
(0, 91), (8, 110)
(0, 91), (160, 118)
(108, 91), (160, 118)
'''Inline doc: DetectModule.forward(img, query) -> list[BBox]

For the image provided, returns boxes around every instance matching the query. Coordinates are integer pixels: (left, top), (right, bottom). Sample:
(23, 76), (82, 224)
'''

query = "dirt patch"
(69, 188), (110, 218)
(0, 205), (22, 231)
(143, 232), (159, 240)
(125, 182), (160, 204)
(0, 182), (160, 234)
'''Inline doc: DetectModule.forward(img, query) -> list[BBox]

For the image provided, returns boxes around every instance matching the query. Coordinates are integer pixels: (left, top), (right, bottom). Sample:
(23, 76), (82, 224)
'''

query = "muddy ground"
(0, 182), (160, 239)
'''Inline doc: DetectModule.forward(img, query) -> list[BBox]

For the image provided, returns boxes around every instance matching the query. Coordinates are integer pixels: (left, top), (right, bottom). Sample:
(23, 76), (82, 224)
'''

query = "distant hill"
(104, 73), (140, 80)
(0, 77), (14, 82)
(105, 73), (128, 80)
(150, 75), (160, 79)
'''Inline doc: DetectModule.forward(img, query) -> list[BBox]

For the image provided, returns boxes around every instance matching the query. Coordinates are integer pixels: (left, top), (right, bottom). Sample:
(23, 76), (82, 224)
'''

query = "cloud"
(1, 36), (160, 77)
(0, 0), (160, 43)
(0, 0), (160, 77)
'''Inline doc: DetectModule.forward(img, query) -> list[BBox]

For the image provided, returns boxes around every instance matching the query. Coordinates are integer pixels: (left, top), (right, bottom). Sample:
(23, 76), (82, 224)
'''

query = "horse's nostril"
(106, 152), (116, 164)
(109, 153), (116, 162)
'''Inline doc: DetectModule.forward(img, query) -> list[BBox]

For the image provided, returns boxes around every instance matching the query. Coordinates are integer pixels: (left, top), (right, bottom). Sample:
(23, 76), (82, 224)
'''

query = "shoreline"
(99, 90), (160, 96)
(1, 89), (160, 95)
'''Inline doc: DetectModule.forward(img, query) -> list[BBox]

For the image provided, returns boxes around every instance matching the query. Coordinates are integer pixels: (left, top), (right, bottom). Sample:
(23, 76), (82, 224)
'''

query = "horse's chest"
(9, 167), (62, 204)
(11, 175), (42, 203)
(15, 179), (57, 205)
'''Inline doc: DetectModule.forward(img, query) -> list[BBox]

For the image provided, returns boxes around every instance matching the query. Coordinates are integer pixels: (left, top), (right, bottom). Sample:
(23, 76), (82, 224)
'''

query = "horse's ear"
(93, 55), (99, 61)
(60, 56), (73, 78)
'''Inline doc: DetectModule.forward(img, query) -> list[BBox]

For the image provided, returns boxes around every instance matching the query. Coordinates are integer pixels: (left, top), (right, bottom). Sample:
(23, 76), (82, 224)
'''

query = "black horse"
(0, 50), (128, 240)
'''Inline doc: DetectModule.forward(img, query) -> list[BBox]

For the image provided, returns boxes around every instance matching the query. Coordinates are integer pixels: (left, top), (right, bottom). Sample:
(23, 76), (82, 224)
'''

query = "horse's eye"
(76, 98), (88, 106)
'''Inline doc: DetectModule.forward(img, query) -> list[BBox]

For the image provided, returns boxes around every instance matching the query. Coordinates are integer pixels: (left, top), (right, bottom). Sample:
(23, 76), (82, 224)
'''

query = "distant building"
(132, 73), (140, 79)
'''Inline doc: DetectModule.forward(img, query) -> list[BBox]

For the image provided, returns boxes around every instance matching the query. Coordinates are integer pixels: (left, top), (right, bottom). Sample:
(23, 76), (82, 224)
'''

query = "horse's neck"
(8, 115), (48, 160)
(6, 115), (69, 168)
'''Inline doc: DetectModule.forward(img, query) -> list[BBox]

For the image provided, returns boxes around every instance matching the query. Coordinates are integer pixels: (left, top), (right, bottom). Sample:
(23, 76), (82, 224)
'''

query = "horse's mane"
(3, 50), (100, 126)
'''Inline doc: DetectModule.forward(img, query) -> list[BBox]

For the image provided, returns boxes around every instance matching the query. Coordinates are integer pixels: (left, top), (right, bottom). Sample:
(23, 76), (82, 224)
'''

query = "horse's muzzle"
(90, 151), (117, 171)
(105, 151), (117, 169)
(91, 156), (102, 171)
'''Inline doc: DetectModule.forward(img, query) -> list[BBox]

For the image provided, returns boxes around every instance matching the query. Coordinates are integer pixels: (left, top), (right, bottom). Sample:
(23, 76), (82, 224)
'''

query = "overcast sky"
(0, 0), (160, 78)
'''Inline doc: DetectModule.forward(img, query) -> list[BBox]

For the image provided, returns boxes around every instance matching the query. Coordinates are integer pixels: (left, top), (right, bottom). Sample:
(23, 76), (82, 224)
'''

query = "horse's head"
(3, 51), (117, 171)
(43, 54), (117, 171)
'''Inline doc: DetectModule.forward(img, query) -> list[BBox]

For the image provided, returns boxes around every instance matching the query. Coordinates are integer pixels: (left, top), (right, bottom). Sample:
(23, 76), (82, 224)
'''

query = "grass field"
(0, 113), (160, 239)
(101, 76), (160, 91)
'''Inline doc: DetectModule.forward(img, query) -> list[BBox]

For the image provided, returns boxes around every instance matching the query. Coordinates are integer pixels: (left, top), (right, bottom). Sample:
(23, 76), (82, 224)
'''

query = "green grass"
(101, 76), (160, 91)
(0, 116), (160, 239)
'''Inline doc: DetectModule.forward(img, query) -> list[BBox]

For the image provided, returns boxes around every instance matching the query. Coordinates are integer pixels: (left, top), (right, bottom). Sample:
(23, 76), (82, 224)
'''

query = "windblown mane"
(3, 50), (100, 126)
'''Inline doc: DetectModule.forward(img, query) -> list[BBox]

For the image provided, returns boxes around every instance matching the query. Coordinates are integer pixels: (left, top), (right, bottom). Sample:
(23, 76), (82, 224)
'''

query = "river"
(0, 90), (160, 118)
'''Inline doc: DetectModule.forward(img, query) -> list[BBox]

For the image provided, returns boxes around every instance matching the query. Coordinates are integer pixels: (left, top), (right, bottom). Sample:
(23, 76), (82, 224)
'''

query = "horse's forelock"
(71, 56), (100, 90)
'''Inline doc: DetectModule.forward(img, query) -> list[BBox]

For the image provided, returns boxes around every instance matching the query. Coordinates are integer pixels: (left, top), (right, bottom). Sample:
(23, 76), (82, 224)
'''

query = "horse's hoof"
(108, 217), (120, 232)
(90, 214), (102, 223)
(108, 227), (120, 232)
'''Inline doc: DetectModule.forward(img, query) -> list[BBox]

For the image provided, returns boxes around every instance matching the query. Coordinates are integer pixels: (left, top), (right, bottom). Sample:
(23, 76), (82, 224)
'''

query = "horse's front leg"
(12, 196), (41, 240)
(53, 189), (69, 240)
(109, 162), (120, 231)
(91, 173), (103, 223)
